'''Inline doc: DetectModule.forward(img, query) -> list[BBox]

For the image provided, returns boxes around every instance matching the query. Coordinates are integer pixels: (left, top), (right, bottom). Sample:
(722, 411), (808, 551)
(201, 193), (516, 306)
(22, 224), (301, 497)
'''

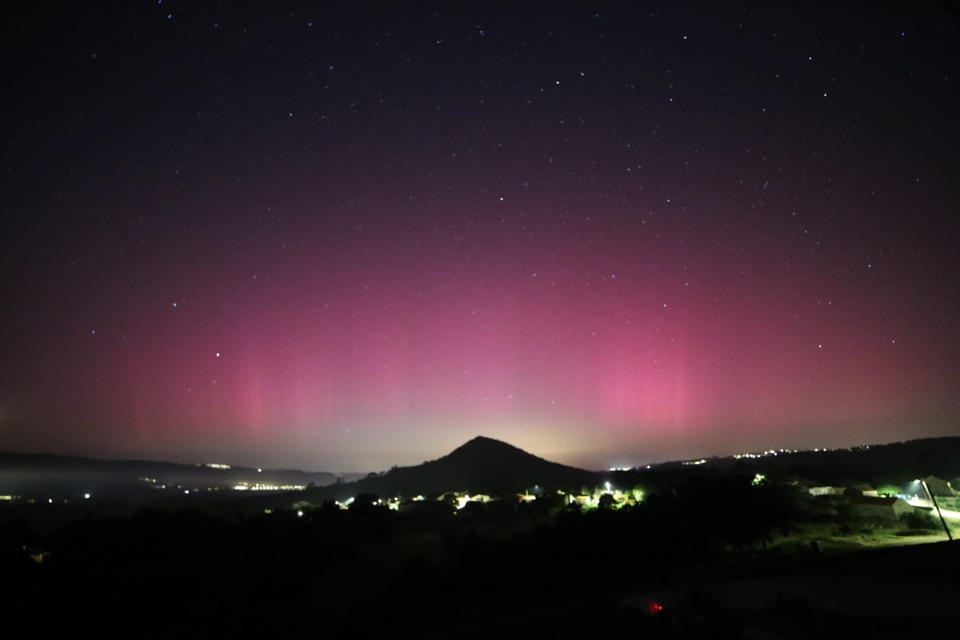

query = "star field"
(0, 2), (958, 471)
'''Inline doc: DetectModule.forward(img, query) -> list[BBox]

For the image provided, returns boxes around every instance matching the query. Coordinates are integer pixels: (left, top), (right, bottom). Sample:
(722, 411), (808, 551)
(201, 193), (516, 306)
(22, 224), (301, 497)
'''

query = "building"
(808, 485), (844, 497)
(849, 495), (914, 522)
(847, 482), (879, 497)
(922, 476), (957, 497)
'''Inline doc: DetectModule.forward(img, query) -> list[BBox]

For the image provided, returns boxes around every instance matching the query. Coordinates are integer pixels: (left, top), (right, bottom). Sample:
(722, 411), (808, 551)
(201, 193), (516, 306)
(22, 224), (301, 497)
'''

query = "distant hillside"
(307, 436), (596, 501)
(644, 436), (960, 486)
(8, 434), (956, 507)
(0, 451), (339, 499)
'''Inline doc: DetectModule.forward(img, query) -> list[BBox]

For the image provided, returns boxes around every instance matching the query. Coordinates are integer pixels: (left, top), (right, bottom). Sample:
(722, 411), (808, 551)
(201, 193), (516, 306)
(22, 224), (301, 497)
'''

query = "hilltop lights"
(231, 483), (306, 492)
(734, 448), (801, 460)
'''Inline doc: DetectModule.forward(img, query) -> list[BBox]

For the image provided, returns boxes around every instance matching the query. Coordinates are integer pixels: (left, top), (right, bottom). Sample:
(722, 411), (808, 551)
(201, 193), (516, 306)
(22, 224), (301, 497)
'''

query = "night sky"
(2, 2), (958, 472)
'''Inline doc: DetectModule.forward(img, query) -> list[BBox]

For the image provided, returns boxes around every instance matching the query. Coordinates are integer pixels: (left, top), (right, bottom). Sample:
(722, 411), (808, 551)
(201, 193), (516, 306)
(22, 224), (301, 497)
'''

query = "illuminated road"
(906, 498), (960, 521)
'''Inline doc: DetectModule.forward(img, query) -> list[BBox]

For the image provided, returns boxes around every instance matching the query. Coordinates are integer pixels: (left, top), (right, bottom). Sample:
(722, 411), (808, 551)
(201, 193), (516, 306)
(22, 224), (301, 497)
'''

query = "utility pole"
(920, 478), (953, 541)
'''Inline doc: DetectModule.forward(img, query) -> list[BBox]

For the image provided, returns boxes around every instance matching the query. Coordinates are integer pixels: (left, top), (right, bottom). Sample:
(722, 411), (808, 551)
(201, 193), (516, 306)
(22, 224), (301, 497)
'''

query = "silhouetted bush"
(901, 510), (936, 530)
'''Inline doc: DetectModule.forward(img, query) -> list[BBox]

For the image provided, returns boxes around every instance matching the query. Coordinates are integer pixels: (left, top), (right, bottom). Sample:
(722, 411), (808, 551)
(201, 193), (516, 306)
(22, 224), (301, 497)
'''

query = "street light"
(918, 478), (953, 541)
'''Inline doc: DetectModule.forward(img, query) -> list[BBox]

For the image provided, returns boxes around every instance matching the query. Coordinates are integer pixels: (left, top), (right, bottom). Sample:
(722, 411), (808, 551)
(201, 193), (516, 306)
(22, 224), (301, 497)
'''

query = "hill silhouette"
(639, 436), (960, 487)
(718, 436), (960, 486)
(312, 436), (596, 500)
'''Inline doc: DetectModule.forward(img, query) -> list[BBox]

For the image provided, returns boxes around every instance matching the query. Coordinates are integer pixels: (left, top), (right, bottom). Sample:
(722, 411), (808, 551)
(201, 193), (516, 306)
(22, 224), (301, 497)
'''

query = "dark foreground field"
(2, 483), (959, 639)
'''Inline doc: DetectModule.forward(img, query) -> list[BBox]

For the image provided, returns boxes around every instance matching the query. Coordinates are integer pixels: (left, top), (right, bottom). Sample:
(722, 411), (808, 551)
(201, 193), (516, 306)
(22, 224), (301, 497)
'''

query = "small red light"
(650, 602), (664, 614)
